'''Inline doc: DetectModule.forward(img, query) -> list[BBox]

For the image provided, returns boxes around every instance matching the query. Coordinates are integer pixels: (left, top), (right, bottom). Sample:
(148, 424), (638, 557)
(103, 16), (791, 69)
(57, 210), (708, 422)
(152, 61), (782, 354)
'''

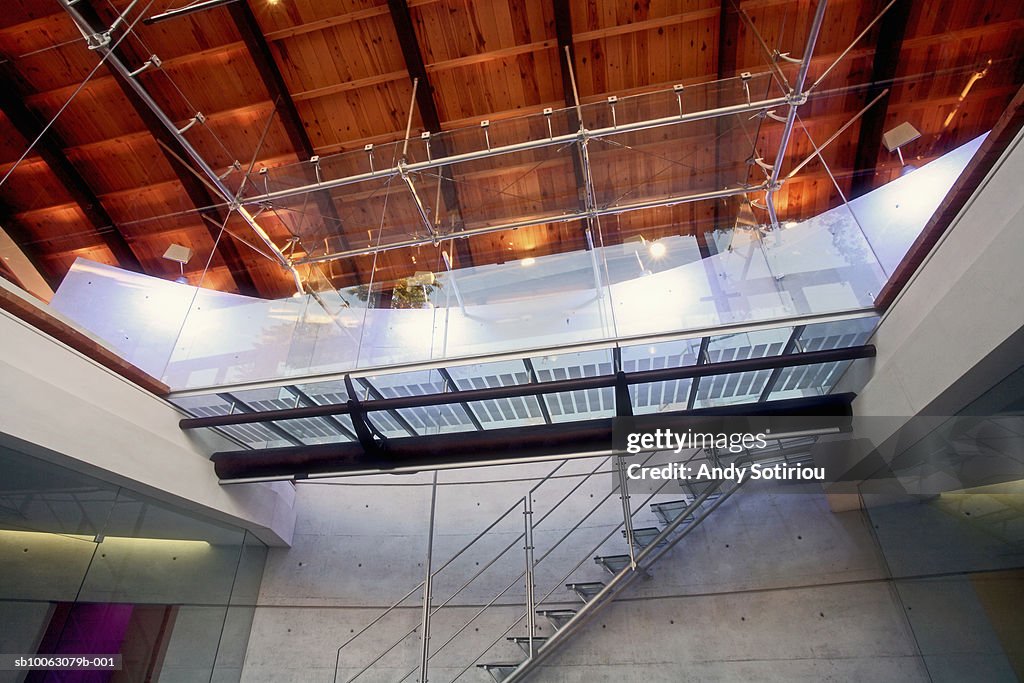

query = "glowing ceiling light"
(648, 241), (667, 259)
(521, 257), (536, 267)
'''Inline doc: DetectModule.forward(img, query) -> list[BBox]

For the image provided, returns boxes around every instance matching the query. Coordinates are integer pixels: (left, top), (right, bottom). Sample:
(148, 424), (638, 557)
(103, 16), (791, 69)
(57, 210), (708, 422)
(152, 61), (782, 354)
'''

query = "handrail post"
(616, 455), (637, 569)
(418, 471), (439, 682)
(522, 495), (537, 657)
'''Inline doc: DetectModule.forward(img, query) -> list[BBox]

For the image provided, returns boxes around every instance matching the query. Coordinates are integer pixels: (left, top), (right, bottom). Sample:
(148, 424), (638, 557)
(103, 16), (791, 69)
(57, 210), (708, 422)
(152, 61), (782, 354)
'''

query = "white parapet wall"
(838, 128), (1024, 450)
(0, 282), (296, 547)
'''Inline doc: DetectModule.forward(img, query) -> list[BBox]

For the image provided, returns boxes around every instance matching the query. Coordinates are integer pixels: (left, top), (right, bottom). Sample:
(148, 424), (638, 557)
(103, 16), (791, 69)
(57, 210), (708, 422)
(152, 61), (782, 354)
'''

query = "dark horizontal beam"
(212, 393), (856, 480)
(181, 344), (875, 429)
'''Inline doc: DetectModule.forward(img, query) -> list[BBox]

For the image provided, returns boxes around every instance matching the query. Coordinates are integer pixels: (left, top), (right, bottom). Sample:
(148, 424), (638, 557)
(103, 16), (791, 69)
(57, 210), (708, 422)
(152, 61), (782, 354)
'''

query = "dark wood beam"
(386, 0), (475, 268)
(849, 0), (913, 198)
(0, 61), (143, 274)
(73, 1), (261, 297)
(553, 0), (589, 214)
(228, 0), (362, 286)
(0, 197), (62, 290)
(712, 0), (740, 241)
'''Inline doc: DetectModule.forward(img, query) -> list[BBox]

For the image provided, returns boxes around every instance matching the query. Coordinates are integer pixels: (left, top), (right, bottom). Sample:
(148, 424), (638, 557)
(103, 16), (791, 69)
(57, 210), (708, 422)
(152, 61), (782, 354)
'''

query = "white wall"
(836, 127), (1024, 463)
(239, 461), (933, 682)
(0, 285), (295, 547)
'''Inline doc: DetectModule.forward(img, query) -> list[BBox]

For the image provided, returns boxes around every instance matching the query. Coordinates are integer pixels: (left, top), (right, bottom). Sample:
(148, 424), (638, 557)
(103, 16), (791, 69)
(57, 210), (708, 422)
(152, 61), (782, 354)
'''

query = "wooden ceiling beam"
(71, 1), (261, 297)
(0, 196), (61, 292)
(710, 0), (742, 255)
(228, 0), (361, 286)
(17, 16), (1020, 122)
(10, 83), (1014, 225)
(572, 8), (720, 43)
(849, 0), (913, 198)
(387, 0), (474, 267)
(553, 0), (590, 220)
(0, 62), (142, 274)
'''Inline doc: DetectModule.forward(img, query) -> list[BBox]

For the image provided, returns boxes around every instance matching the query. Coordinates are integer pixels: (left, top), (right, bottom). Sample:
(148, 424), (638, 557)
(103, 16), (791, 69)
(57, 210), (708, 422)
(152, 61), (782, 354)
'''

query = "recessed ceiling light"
(521, 257), (536, 267)
(648, 241), (667, 259)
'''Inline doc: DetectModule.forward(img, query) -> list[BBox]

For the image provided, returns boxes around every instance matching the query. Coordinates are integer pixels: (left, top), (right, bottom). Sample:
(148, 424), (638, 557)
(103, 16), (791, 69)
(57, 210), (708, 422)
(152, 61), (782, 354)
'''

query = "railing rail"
(335, 454), (626, 682)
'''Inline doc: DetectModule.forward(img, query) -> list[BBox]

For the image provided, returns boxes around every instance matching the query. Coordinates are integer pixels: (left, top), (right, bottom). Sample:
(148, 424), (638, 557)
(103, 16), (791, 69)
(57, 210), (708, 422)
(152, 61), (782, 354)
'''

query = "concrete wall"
(836, 126), (1024, 457)
(0, 290), (295, 547)
(239, 460), (935, 682)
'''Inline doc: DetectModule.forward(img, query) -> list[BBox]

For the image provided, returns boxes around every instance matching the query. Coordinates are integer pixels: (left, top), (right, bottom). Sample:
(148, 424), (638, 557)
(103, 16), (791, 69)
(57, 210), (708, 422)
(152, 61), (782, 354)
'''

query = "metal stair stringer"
(500, 475), (747, 683)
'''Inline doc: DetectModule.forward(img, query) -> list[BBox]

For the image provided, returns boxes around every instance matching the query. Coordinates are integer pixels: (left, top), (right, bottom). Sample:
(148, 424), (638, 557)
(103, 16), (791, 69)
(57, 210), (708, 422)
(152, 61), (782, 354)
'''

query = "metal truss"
(54, 0), (905, 299)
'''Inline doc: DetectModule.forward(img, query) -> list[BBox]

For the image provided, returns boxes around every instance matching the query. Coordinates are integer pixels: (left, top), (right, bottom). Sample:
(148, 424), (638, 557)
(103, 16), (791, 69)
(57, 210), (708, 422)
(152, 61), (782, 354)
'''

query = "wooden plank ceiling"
(0, 0), (1020, 299)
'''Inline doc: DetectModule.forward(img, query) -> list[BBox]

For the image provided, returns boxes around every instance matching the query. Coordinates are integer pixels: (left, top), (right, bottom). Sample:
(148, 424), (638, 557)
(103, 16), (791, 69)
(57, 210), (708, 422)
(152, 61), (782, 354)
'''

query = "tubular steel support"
(523, 495), (537, 657)
(418, 470), (439, 683)
(241, 93), (791, 209)
(785, 88), (889, 180)
(808, 0), (899, 94)
(295, 182), (769, 265)
(59, 0), (301, 286)
(616, 455), (637, 569)
(399, 165), (440, 243)
(503, 475), (742, 683)
(765, 0), (829, 229)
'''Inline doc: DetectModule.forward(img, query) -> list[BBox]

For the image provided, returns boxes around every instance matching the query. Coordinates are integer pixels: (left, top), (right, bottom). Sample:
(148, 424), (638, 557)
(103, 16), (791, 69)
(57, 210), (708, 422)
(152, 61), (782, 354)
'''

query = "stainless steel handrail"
(337, 456), (620, 681)
(501, 443), (811, 682)
(392, 450), (678, 682)
(447, 457), (693, 682)
(332, 459), (573, 681)
(502, 477), (742, 683)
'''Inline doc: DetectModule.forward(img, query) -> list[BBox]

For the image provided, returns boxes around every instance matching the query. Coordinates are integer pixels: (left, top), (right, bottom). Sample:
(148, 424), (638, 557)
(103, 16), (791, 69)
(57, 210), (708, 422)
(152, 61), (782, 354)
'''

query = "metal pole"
(418, 470), (439, 683)
(399, 167), (439, 242)
(502, 477), (741, 683)
(402, 78), (419, 159)
(785, 88), (889, 180)
(294, 182), (769, 266)
(808, 0), (899, 94)
(616, 455), (637, 569)
(440, 250), (467, 312)
(765, 0), (829, 228)
(238, 94), (792, 207)
(143, 0), (241, 25)
(523, 495), (536, 658)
